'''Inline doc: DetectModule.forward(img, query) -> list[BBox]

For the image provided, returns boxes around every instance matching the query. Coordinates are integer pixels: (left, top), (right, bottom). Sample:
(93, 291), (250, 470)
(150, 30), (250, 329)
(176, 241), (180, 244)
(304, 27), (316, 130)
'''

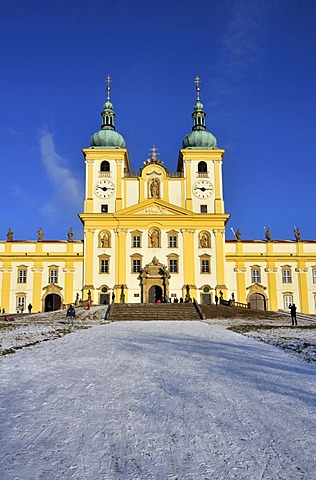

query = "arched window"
(198, 161), (207, 173)
(100, 161), (110, 172)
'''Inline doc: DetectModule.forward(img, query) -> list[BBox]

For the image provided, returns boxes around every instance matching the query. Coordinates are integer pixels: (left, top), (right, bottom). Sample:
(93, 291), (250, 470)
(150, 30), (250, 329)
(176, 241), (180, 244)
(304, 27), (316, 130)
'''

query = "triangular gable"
(115, 199), (193, 217)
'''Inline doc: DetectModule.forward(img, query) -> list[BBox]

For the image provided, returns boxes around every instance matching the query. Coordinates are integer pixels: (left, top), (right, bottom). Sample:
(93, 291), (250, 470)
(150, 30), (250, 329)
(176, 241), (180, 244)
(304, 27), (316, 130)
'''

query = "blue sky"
(1, 0), (315, 241)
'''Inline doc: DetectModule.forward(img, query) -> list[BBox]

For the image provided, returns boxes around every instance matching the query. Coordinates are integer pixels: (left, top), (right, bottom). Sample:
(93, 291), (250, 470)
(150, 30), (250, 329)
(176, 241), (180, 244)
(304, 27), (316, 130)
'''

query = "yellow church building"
(1, 78), (316, 314)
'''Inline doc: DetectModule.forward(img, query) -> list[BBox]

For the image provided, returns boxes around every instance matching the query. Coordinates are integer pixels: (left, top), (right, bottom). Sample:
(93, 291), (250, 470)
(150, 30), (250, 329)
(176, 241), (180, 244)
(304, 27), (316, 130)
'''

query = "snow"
(1, 314), (316, 479)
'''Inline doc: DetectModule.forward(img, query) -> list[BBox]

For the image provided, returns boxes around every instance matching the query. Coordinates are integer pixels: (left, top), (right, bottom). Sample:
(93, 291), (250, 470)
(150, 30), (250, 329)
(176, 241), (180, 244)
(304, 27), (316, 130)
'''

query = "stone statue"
(294, 227), (301, 242)
(150, 229), (159, 248)
(265, 228), (271, 242)
(7, 228), (13, 242)
(100, 232), (110, 248)
(37, 228), (44, 241)
(200, 233), (208, 248)
(149, 178), (160, 199)
(235, 229), (241, 242)
(67, 228), (73, 242)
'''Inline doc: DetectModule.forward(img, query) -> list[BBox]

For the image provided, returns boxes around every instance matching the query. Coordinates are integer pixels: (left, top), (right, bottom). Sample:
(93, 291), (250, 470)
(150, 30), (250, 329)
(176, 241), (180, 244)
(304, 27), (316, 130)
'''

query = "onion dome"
(182, 76), (217, 149)
(90, 76), (126, 148)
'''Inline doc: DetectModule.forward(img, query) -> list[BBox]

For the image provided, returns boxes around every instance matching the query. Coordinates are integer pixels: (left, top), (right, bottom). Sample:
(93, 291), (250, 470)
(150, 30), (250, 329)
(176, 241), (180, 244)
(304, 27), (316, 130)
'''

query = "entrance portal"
(45, 294), (61, 312)
(249, 293), (266, 311)
(148, 285), (163, 303)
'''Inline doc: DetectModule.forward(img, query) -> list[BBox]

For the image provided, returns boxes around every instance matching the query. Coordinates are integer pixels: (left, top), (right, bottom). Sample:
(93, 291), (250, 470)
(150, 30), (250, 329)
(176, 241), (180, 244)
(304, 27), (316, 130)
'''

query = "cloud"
(39, 130), (83, 217)
(208, 0), (273, 98)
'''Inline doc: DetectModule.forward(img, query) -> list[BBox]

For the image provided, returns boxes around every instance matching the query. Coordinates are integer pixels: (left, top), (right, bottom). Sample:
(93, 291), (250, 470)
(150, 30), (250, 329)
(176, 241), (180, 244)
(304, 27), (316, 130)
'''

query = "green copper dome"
(90, 129), (126, 148)
(182, 77), (217, 149)
(90, 77), (126, 149)
(182, 129), (217, 149)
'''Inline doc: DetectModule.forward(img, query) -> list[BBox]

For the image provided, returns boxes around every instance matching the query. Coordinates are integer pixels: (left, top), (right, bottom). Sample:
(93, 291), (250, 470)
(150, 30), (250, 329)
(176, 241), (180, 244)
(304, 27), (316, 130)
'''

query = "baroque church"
(1, 78), (316, 314)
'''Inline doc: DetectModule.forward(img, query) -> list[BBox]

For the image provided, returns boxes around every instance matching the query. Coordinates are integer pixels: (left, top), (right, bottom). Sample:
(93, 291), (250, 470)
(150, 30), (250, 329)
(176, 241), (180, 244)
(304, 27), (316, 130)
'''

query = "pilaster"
(31, 265), (44, 312)
(181, 228), (196, 293)
(213, 228), (227, 293)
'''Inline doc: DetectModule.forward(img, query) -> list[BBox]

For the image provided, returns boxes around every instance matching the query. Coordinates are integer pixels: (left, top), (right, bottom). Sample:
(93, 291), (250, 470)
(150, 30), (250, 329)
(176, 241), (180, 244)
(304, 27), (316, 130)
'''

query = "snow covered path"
(1, 321), (316, 480)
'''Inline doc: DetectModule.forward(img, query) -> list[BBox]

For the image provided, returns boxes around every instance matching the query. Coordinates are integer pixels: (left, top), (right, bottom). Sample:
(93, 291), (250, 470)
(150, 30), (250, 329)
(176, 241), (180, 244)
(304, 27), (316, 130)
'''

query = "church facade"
(1, 79), (316, 314)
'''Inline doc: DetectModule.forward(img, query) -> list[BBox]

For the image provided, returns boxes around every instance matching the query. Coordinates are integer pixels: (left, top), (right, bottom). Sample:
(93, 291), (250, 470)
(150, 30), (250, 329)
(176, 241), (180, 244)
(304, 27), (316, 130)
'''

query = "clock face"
(94, 180), (115, 198)
(192, 180), (214, 199)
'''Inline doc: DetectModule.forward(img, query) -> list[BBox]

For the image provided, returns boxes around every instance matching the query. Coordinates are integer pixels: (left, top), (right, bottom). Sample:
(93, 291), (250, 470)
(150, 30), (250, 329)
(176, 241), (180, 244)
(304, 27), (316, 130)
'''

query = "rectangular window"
(169, 259), (178, 273)
(251, 269), (261, 283)
(169, 236), (177, 248)
(49, 270), (58, 284)
(200, 205), (208, 213)
(201, 260), (210, 273)
(133, 236), (141, 248)
(132, 259), (141, 273)
(100, 260), (109, 273)
(284, 295), (293, 309)
(18, 269), (27, 284)
(282, 269), (292, 283)
(101, 204), (108, 213)
(313, 270), (316, 283)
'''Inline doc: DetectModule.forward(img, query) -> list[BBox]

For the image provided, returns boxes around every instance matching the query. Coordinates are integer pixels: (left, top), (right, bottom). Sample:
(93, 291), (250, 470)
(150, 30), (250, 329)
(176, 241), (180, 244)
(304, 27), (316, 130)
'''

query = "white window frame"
(284, 295), (293, 309)
(282, 269), (292, 283)
(49, 269), (58, 284)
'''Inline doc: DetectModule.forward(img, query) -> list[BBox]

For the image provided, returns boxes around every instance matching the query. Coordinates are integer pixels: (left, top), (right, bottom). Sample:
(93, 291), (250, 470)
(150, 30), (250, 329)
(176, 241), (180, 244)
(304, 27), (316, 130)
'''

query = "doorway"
(148, 285), (163, 303)
(249, 293), (266, 311)
(44, 294), (61, 312)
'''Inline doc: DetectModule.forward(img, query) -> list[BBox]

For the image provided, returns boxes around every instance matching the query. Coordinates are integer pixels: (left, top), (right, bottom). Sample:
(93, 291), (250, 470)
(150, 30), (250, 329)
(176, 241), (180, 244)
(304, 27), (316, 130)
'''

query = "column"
(63, 266), (75, 305)
(184, 160), (193, 211)
(213, 228), (227, 295)
(181, 228), (196, 297)
(83, 228), (95, 301)
(0, 265), (12, 313)
(296, 266), (309, 313)
(115, 159), (123, 210)
(84, 159), (94, 213)
(213, 159), (224, 214)
(234, 266), (247, 304)
(31, 265), (44, 312)
(265, 242), (278, 311)
(114, 228), (128, 301)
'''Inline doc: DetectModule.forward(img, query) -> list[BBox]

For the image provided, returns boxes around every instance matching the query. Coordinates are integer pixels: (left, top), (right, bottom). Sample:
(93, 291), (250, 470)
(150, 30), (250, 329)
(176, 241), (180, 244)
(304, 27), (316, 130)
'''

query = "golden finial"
(195, 75), (201, 100)
(106, 75), (112, 99)
(150, 145), (158, 161)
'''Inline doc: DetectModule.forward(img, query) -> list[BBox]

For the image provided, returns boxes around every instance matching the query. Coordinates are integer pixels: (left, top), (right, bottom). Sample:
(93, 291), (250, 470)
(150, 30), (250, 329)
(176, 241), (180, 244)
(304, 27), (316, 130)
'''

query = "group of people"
(157, 296), (186, 304)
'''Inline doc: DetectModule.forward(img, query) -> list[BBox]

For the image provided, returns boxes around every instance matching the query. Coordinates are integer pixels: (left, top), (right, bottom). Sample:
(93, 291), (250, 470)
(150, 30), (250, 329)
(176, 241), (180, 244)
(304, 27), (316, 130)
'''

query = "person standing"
(28, 303), (32, 313)
(66, 305), (76, 325)
(290, 303), (297, 326)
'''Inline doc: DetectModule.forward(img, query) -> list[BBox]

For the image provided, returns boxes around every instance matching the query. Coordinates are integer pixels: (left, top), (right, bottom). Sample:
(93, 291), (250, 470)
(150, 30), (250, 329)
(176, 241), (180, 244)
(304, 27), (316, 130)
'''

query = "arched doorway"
(45, 294), (61, 312)
(148, 285), (163, 303)
(249, 293), (266, 311)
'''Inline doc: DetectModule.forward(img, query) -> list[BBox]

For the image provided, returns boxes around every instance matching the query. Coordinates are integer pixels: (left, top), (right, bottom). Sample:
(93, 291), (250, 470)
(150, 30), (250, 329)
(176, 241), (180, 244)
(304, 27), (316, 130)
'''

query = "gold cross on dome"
(150, 145), (158, 161)
(194, 76), (201, 87)
(106, 75), (112, 87)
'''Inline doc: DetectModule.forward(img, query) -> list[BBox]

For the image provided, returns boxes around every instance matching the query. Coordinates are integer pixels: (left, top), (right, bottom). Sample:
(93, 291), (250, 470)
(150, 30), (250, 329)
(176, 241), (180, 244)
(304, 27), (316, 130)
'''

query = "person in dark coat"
(290, 303), (297, 326)
(66, 305), (76, 325)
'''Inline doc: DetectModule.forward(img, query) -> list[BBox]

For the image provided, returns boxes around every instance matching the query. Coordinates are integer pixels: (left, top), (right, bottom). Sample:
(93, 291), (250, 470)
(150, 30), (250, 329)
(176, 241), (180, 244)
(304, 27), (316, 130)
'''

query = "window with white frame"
(282, 268), (292, 283)
(132, 259), (141, 273)
(132, 235), (141, 248)
(283, 295), (293, 309)
(312, 268), (316, 283)
(49, 268), (58, 284)
(100, 258), (109, 274)
(169, 258), (178, 273)
(17, 267), (27, 284)
(201, 259), (210, 273)
(167, 230), (178, 248)
(251, 267), (261, 284)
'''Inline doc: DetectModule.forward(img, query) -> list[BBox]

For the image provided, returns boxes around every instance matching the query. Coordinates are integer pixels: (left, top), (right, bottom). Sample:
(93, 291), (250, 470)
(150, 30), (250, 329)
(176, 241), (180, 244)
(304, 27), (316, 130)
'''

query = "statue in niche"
(149, 178), (160, 199)
(265, 228), (271, 242)
(67, 228), (73, 242)
(100, 232), (110, 248)
(200, 233), (209, 248)
(150, 229), (159, 248)
(7, 228), (13, 242)
(37, 228), (44, 241)
(294, 227), (301, 242)
(235, 229), (241, 242)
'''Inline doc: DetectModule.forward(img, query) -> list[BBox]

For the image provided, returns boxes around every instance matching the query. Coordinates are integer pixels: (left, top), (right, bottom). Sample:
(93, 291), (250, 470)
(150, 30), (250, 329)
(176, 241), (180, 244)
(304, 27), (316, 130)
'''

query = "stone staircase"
(108, 302), (203, 321)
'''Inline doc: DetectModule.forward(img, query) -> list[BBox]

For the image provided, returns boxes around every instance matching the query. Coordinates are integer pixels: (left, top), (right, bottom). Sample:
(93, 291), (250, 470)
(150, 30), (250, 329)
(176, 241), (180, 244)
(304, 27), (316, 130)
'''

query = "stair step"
(109, 303), (201, 321)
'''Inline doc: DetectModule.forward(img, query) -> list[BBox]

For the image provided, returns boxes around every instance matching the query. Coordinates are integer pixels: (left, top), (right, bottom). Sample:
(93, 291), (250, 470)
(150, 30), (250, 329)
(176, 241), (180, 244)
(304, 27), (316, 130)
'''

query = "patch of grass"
(228, 324), (316, 333)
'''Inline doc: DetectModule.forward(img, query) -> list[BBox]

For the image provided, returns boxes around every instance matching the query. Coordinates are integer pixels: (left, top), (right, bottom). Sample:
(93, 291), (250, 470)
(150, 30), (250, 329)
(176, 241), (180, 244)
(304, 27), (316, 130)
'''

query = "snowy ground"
(1, 315), (316, 479)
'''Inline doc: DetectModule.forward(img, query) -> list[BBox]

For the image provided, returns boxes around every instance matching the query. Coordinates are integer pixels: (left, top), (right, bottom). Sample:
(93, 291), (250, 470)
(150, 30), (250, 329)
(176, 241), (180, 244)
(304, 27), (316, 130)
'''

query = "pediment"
(115, 199), (192, 217)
